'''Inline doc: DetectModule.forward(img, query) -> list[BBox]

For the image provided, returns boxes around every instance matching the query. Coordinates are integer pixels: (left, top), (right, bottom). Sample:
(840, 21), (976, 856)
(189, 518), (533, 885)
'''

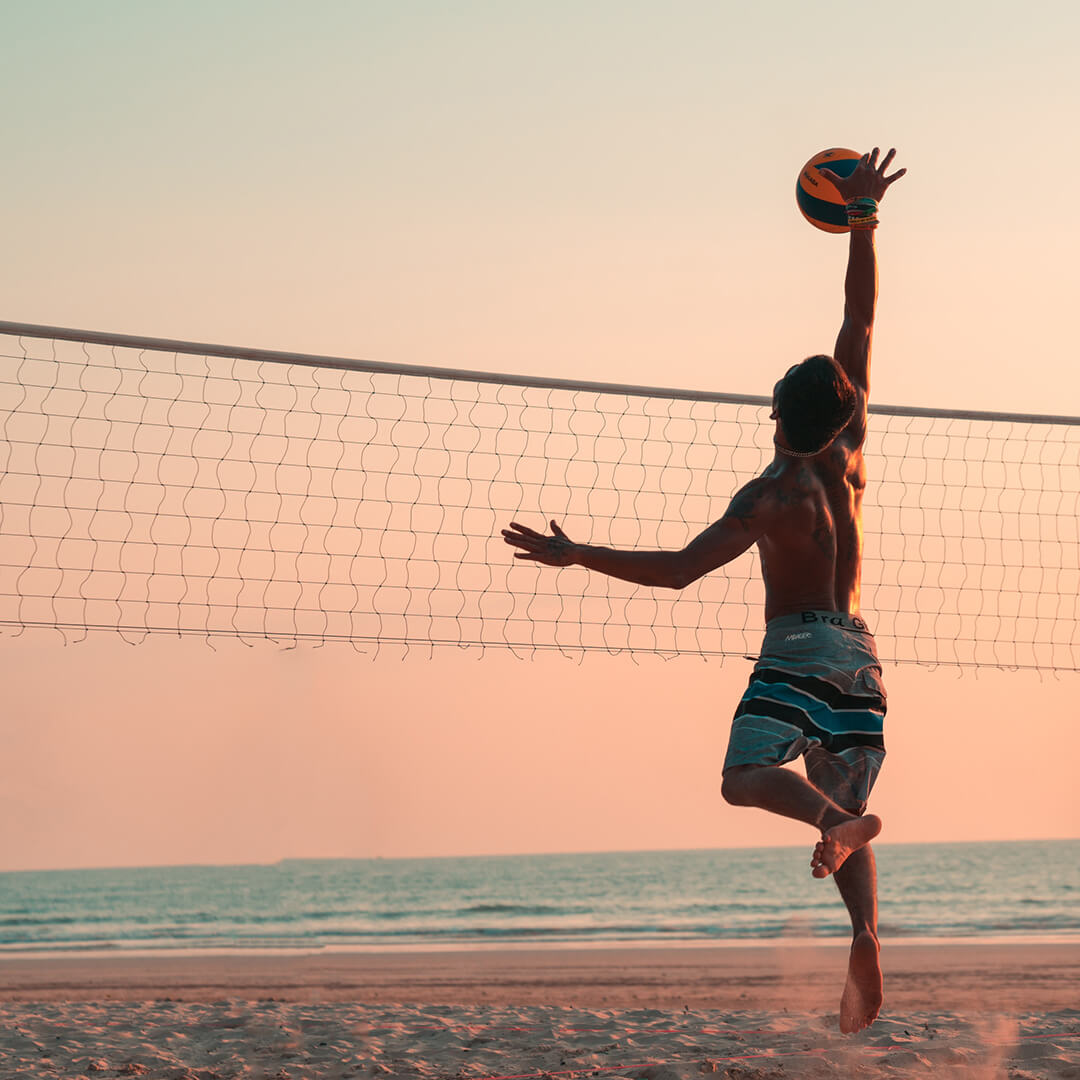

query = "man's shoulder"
(815, 436), (866, 486)
(745, 469), (793, 502)
(724, 472), (786, 526)
(725, 471), (816, 535)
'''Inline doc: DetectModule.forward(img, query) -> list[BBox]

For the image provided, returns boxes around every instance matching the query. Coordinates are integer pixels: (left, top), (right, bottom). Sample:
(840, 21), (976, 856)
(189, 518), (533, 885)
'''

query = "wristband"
(845, 196), (879, 230)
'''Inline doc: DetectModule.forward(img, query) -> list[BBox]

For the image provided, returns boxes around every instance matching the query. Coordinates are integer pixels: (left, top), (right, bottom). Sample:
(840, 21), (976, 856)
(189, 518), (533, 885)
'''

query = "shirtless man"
(502, 148), (905, 1032)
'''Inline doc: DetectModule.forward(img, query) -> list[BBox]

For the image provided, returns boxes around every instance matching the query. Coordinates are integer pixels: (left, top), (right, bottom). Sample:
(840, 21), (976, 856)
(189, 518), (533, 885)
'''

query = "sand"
(1, 943), (1078, 1079)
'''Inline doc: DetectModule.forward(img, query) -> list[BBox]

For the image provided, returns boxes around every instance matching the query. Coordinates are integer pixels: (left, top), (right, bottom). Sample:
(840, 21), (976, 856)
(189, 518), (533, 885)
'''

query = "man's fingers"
(883, 167), (907, 186)
(505, 537), (542, 556)
(507, 521), (544, 539)
(501, 528), (538, 547)
(550, 519), (567, 538)
(817, 166), (839, 183)
(878, 148), (897, 173)
(866, 147), (879, 169)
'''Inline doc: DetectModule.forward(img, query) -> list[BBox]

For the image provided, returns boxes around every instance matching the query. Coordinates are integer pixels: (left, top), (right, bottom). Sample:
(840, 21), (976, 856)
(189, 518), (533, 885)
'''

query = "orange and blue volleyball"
(796, 148), (862, 233)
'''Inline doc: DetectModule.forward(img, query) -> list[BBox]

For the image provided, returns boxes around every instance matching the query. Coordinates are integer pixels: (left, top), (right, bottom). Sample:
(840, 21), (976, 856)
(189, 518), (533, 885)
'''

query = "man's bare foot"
(811, 814), (882, 878)
(840, 930), (883, 1033)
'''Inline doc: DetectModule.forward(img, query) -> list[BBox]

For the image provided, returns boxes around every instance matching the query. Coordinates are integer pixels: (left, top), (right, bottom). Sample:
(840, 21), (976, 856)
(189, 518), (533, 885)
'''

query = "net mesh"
(1, 325), (1077, 670)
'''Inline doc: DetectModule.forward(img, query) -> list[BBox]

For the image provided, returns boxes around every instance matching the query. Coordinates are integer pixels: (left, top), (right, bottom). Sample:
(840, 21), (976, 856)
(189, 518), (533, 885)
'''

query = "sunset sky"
(2, 1), (1078, 871)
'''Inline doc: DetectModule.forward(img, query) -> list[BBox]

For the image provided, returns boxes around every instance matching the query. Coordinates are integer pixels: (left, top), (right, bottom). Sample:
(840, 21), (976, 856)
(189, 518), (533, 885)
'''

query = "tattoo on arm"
(726, 480), (767, 529)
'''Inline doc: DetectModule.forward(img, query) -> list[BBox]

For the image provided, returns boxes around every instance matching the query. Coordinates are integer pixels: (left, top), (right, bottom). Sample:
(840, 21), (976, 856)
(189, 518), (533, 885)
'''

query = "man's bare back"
(746, 424), (867, 621)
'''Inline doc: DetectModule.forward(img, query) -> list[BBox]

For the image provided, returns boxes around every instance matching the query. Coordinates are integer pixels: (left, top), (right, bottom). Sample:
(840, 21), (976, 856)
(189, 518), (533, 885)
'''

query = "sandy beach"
(2, 943), (1079, 1078)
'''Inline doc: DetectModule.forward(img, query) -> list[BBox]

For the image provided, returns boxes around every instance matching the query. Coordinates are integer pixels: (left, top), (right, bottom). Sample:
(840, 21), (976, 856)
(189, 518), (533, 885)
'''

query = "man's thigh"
(804, 746), (886, 815)
(723, 713), (816, 773)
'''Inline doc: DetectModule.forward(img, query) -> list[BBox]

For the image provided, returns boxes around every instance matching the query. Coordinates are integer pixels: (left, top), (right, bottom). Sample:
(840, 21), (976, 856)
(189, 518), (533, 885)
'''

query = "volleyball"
(796, 148), (862, 233)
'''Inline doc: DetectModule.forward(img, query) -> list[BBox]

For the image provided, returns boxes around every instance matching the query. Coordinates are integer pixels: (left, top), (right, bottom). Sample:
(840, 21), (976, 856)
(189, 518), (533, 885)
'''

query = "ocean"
(1, 840), (1077, 955)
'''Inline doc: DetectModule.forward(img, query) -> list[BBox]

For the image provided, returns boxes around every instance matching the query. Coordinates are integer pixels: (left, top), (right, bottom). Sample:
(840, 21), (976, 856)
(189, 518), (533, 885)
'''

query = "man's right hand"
(819, 147), (905, 204)
(501, 520), (577, 567)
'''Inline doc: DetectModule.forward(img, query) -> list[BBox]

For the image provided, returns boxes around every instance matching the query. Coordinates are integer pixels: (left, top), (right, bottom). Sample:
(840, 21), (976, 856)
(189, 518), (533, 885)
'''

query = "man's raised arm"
(819, 148), (906, 400)
(834, 229), (878, 396)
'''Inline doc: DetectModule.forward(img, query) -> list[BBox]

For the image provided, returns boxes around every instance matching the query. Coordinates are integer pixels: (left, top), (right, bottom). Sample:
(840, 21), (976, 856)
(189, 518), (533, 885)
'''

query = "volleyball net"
(1, 321), (1077, 670)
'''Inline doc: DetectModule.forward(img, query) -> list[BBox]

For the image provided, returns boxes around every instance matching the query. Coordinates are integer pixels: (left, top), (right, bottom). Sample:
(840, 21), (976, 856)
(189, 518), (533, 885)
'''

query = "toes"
(810, 840), (833, 875)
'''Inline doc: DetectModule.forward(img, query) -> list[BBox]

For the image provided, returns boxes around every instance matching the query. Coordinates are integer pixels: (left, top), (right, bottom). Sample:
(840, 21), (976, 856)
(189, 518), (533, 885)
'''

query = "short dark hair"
(775, 355), (857, 454)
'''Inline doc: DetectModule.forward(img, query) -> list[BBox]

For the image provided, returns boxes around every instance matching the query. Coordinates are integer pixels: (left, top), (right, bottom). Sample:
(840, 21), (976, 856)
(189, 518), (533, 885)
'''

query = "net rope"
(1, 322), (1077, 670)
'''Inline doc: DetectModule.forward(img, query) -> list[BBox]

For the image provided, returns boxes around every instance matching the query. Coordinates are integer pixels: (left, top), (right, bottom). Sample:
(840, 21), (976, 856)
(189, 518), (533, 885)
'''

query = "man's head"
(771, 355), (857, 455)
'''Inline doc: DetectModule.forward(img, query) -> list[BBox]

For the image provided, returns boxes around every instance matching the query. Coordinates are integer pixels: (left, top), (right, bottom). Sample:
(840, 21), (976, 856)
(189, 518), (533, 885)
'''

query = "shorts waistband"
(764, 611), (873, 635)
(755, 610), (882, 686)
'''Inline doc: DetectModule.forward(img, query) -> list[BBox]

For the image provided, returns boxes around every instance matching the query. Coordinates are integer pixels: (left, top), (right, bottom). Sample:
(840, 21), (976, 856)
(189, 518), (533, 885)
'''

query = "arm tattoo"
(726, 480), (769, 530)
(725, 486), (760, 527)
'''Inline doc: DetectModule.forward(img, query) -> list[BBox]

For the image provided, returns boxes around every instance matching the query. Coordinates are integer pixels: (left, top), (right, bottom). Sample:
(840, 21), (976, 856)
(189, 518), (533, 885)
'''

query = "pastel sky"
(2, 1), (1078, 870)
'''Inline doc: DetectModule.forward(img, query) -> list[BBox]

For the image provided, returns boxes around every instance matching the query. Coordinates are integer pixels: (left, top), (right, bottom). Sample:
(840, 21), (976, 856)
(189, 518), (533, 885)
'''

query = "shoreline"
(3, 940), (1079, 1011)
(3, 930), (1080, 961)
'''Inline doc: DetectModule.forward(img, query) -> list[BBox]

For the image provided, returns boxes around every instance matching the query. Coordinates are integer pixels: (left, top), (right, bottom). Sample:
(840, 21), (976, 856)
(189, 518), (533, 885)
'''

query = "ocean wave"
(454, 902), (593, 917)
(2, 841), (1077, 953)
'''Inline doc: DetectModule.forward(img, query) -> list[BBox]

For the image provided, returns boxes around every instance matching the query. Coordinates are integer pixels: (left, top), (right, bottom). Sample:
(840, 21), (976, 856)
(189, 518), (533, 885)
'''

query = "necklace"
(774, 440), (823, 459)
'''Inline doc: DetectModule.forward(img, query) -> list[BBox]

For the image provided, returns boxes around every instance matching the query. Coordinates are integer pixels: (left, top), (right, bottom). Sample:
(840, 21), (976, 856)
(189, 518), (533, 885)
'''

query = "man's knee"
(721, 764), (759, 806)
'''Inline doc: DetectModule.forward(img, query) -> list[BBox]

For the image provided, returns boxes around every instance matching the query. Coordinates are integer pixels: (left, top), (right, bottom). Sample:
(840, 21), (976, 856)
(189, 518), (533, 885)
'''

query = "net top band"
(1, 320), (1076, 427)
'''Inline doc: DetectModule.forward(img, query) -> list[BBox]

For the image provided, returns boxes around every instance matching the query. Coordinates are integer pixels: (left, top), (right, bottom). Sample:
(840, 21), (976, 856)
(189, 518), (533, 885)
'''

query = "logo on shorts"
(785, 632), (812, 641)
(801, 611), (868, 632)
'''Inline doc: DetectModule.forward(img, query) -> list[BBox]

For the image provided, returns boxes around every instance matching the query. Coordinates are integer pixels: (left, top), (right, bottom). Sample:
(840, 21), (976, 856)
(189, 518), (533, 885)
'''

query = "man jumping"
(502, 148), (906, 1032)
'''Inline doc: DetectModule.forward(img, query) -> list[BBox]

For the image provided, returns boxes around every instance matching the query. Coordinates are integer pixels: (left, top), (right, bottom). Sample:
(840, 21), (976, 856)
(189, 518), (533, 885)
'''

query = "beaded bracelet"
(845, 196), (879, 230)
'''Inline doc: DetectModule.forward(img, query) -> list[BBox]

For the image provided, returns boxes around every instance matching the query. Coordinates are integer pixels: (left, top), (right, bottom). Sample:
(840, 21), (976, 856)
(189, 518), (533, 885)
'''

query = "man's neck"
(774, 439), (821, 459)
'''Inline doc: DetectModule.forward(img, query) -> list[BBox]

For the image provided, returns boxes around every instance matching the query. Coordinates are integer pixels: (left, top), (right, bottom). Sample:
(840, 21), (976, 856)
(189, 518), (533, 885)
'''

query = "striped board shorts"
(723, 611), (888, 814)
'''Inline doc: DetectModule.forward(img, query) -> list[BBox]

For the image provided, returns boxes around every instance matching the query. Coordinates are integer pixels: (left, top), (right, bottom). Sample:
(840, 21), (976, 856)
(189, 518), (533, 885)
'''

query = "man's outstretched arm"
(834, 229), (878, 397)
(501, 477), (774, 589)
(820, 148), (906, 400)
